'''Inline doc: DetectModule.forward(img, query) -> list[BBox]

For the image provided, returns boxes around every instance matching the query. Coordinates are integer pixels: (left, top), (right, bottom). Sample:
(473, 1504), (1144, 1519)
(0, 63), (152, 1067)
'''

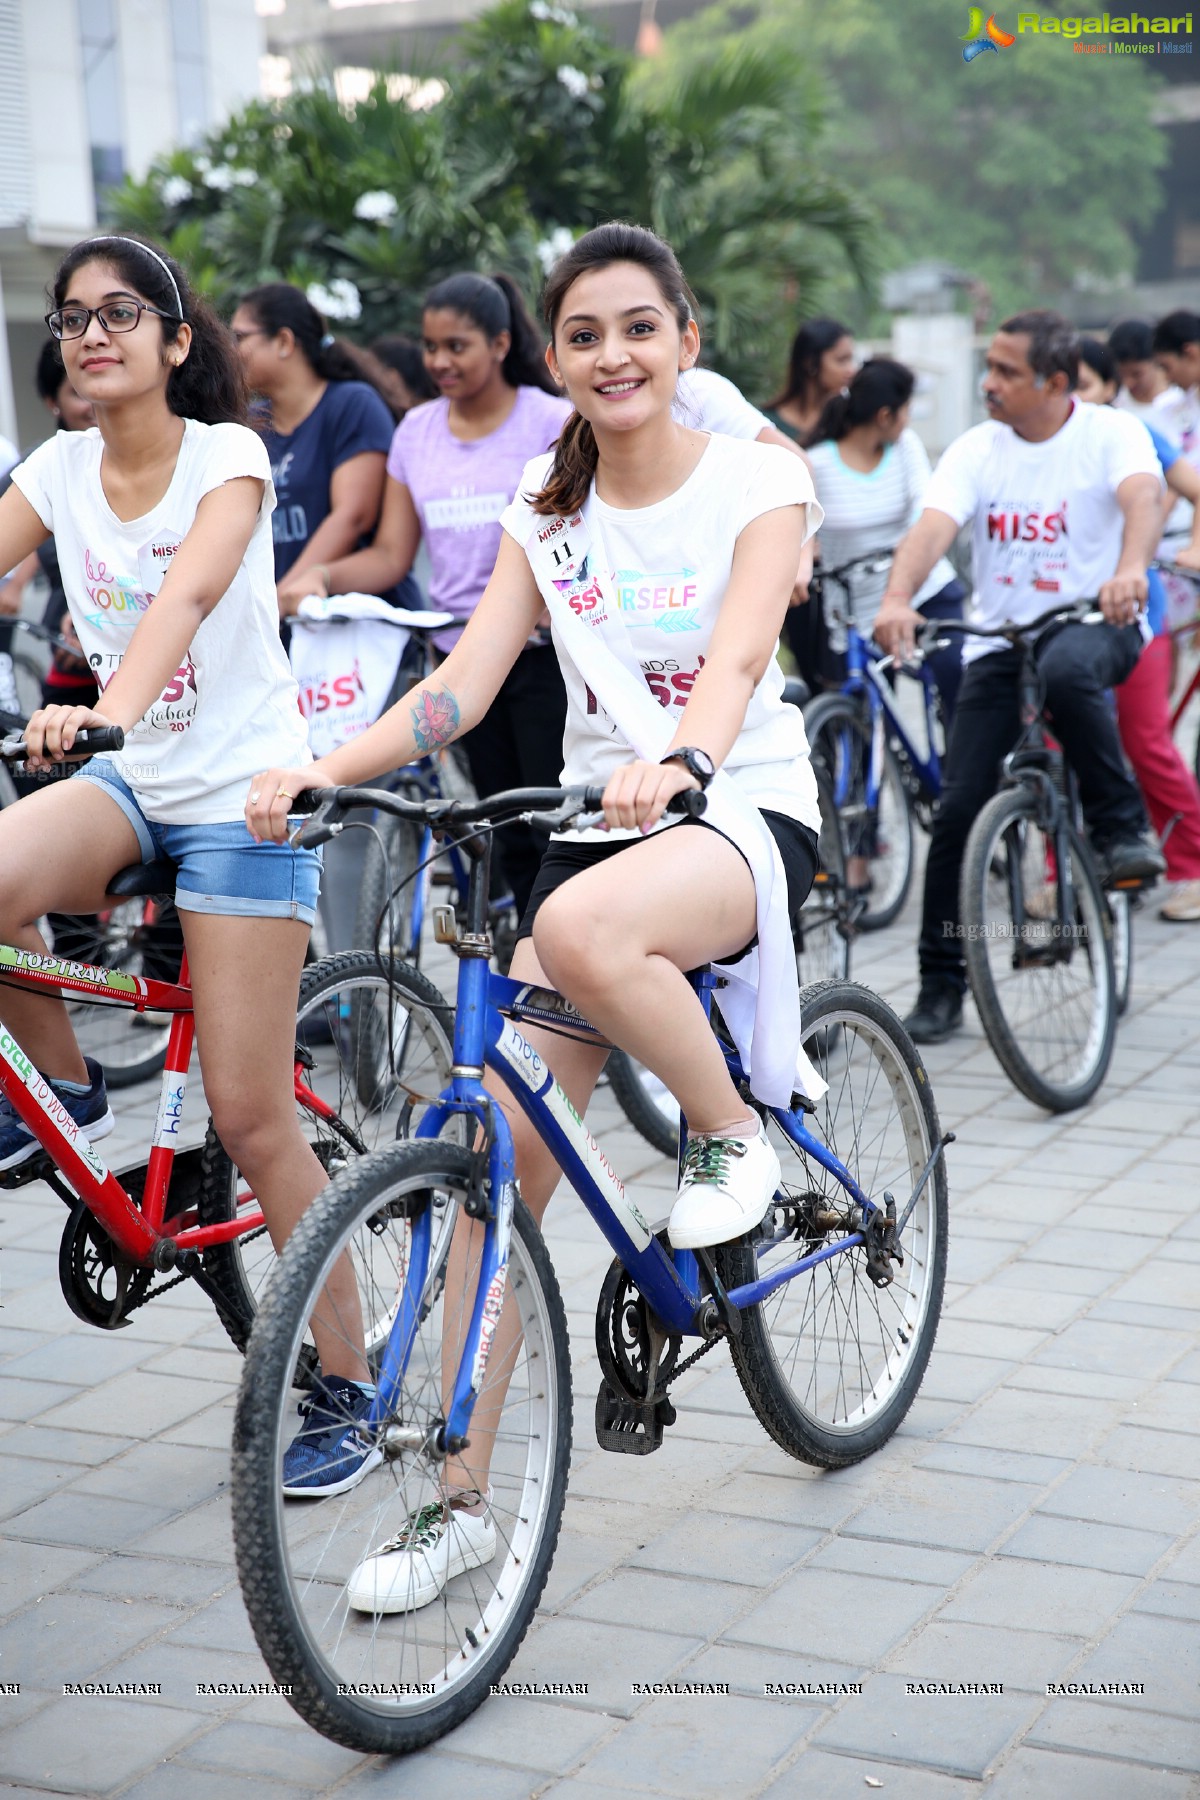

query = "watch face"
(694, 750), (715, 777)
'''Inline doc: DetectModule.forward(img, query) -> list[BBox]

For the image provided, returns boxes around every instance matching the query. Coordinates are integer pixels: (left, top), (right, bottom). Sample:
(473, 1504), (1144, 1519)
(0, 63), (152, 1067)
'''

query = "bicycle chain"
(655, 1327), (726, 1397)
(121, 1224), (271, 1316)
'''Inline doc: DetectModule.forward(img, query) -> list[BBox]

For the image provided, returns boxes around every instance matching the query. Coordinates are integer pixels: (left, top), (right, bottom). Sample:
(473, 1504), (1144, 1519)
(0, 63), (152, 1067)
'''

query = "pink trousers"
(1115, 634), (1200, 880)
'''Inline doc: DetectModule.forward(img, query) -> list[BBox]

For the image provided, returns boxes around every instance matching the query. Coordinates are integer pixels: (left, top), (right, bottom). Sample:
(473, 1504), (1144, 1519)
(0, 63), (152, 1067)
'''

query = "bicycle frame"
(360, 828), (886, 1451)
(838, 619), (943, 809)
(0, 944), (335, 1263)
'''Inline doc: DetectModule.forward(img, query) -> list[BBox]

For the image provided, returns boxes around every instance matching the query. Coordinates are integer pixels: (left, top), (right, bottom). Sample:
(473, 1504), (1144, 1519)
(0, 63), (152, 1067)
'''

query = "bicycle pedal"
(594, 1380), (676, 1455)
(0, 1151), (55, 1190)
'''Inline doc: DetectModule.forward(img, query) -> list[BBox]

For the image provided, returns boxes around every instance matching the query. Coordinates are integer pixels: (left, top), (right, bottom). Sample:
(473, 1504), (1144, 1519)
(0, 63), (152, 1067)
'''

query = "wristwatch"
(660, 746), (716, 790)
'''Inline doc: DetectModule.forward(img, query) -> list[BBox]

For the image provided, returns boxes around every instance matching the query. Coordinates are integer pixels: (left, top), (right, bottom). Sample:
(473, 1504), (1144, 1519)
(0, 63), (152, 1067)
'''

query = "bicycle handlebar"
(0, 725), (125, 764)
(290, 780), (707, 848)
(915, 601), (1103, 646)
(1153, 559), (1200, 587)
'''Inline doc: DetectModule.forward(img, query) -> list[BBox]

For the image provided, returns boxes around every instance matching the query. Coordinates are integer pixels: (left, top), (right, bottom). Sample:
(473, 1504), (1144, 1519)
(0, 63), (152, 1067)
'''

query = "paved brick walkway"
(2, 883), (1199, 1797)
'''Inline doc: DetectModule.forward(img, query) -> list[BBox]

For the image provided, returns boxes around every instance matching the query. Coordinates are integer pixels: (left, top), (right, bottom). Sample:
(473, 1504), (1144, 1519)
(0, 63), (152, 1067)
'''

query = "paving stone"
(941, 1560), (1139, 1637)
(885, 1619), (1083, 1693)
(69, 1439), (230, 1513)
(980, 1745), (1194, 1798)
(998, 1513), (1174, 1578)
(0, 1422), (135, 1467)
(423, 1692), (614, 1775)
(37, 1370), (222, 1437)
(841, 1469), (1042, 1555)
(1037, 1464), (1200, 1536)
(990, 1260), (1114, 1298)
(1119, 1380), (1200, 1436)
(567, 1566), (758, 1638)
(1021, 1227), (1152, 1274)
(941, 1389), (1125, 1459)
(814, 1670), (1040, 1779)
(139, 1493), (235, 1565)
(1027, 1697), (1200, 1773)
(629, 1510), (820, 1585)
(505, 1615), (701, 1718)
(944, 1285), (1083, 1330)
(1097, 1425), (1200, 1480)
(760, 1749), (977, 1798)
(933, 1319), (1052, 1361)
(0, 1588), (182, 1687)
(1031, 1319), (1192, 1381)
(0, 1454), (75, 1521)
(680, 1640), (864, 1699)
(726, 1567), (942, 1665)
(62, 1559), (230, 1619)
(1133, 1579), (1200, 1623)
(3, 1490), (179, 1551)
(0, 1695), (208, 1793)
(163, 1584), (260, 1655)
(807, 1536), (975, 1589)
(916, 1353), (1013, 1405)
(173, 1717), (364, 1786)
(1068, 1611), (1199, 1719)
(0, 1376), (83, 1423)
(913, 1442), (1069, 1487)
(1005, 1364), (1147, 1402)
(336, 1753), (552, 1799)
(120, 1772), (312, 1800)
(713, 1468), (871, 1533)
(579, 1689), (814, 1797)
(0, 1334), (155, 1386)
(1108, 1261), (1200, 1312)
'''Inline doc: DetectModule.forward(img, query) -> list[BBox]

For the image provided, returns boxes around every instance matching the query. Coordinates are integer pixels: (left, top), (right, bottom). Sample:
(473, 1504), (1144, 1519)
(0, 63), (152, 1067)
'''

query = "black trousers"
(919, 620), (1146, 992)
(457, 641), (569, 918)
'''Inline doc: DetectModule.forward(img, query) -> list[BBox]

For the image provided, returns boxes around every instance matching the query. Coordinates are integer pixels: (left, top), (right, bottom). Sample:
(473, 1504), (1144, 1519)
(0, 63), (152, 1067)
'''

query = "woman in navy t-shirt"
(230, 283), (416, 615)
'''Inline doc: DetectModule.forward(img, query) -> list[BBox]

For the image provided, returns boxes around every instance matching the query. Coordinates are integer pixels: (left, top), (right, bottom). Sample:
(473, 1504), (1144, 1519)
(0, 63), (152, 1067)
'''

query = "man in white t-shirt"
(874, 310), (1165, 1044)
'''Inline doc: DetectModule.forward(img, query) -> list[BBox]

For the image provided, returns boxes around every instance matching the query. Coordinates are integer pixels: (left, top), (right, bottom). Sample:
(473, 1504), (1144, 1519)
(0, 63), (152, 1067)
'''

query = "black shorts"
(515, 810), (819, 963)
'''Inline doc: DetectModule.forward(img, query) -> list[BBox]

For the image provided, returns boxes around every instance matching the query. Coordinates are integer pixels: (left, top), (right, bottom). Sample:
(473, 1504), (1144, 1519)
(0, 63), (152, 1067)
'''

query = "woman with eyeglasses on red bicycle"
(0, 235), (367, 1399)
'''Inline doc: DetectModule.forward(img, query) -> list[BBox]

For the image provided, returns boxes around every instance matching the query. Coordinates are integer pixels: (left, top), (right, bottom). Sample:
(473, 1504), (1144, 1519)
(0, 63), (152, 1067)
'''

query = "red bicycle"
(0, 725), (454, 1347)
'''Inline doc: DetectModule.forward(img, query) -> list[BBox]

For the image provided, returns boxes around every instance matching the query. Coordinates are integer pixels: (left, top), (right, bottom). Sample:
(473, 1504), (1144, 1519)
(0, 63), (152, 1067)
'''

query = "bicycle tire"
(605, 1049), (679, 1160)
(715, 979), (947, 1467)
(804, 692), (913, 931)
(49, 903), (182, 1088)
(354, 812), (425, 964)
(197, 952), (457, 1354)
(1108, 889), (1133, 1019)
(232, 1139), (571, 1755)
(961, 787), (1115, 1112)
(795, 761), (852, 986)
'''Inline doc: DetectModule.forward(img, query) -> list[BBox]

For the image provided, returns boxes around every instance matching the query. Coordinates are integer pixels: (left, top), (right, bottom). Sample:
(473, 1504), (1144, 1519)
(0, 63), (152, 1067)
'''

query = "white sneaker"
(667, 1117), (780, 1250)
(347, 1489), (496, 1614)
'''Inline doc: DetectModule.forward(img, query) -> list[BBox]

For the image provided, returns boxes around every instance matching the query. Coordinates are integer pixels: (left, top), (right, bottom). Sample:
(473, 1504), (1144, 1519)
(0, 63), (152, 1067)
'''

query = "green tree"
(661, 0), (1167, 326)
(108, 0), (875, 396)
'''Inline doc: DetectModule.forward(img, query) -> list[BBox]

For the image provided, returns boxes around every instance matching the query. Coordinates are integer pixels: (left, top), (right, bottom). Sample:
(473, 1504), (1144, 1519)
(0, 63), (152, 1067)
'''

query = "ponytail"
(527, 410), (597, 518)
(422, 270), (556, 396)
(811, 357), (915, 446)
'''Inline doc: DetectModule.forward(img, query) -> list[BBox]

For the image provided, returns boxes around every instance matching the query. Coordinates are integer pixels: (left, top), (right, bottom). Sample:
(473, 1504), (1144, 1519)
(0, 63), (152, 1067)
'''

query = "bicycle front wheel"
(1108, 889), (1133, 1018)
(961, 788), (1115, 1112)
(233, 1140), (572, 1754)
(715, 979), (947, 1467)
(197, 952), (457, 1355)
(804, 693), (913, 931)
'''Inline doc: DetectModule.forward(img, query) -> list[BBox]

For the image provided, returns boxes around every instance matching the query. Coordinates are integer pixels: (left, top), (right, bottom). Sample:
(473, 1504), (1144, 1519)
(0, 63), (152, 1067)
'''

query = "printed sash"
(524, 502), (824, 1106)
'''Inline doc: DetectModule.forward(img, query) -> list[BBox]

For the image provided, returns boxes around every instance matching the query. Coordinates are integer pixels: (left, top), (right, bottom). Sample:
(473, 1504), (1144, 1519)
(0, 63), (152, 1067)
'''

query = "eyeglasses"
(45, 300), (177, 341)
(231, 327), (268, 345)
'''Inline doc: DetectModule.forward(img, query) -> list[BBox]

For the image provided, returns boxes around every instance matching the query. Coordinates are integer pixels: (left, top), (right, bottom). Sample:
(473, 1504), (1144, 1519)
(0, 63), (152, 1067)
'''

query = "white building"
(0, 0), (261, 452)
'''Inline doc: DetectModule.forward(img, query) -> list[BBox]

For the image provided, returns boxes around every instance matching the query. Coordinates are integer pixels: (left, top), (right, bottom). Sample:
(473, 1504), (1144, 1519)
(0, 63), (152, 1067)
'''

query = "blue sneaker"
(0, 1055), (114, 1173)
(281, 1373), (383, 1498)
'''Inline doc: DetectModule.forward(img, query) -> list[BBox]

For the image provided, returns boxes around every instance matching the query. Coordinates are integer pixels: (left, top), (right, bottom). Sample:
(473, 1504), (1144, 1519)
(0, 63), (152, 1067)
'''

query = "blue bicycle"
(232, 781), (950, 1754)
(803, 549), (951, 930)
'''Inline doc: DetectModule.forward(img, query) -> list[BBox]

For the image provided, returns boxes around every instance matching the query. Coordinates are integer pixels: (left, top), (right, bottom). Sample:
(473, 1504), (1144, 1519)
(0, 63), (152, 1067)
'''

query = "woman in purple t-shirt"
(304, 272), (570, 912)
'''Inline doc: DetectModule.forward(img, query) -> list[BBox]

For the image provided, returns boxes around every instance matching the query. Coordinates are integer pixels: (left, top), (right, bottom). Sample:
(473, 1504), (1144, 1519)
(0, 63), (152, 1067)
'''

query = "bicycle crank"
(58, 1203), (152, 1328)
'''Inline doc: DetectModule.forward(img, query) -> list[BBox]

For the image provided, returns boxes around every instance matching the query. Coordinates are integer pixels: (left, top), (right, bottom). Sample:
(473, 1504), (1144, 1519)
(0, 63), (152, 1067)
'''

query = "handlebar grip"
(669, 788), (707, 818)
(292, 787), (332, 815)
(69, 726), (125, 756)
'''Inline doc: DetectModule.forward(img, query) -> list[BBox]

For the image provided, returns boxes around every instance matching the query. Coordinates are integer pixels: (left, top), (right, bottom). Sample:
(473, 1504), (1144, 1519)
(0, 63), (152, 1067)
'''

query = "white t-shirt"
(12, 419), (311, 823)
(673, 367), (770, 440)
(807, 426), (958, 633)
(500, 433), (822, 837)
(924, 400), (1162, 660)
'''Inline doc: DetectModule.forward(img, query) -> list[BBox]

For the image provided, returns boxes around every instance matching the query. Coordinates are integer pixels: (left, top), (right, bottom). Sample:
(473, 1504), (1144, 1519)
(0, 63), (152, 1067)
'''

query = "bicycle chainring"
(58, 1203), (153, 1328)
(595, 1257), (681, 1406)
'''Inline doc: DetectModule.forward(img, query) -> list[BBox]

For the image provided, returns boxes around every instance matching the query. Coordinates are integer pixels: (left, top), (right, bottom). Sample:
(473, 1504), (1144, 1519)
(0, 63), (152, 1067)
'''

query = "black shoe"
(1095, 833), (1166, 889)
(903, 985), (963, 1045)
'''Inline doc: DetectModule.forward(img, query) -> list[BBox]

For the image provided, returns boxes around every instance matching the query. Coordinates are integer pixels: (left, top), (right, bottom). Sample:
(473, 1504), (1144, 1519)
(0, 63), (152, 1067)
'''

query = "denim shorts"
(77, 760), (322, 926)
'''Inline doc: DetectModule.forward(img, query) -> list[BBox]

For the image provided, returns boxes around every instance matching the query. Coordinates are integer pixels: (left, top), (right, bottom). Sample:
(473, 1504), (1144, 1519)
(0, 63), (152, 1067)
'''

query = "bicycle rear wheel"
(197, 953), (457, 1354)
(50, 902), (181, 1088)
(354, 813), (425, 964)
(794, 762), (852, 985)
(804, 693), (913, 931)
(961, 788), (1115, 1112)
(715, 979), (947, 1467)
(232, 1140), (571, 1754)
(605, 1050), (679, 1159)
(1108, 889), (1133, 1018)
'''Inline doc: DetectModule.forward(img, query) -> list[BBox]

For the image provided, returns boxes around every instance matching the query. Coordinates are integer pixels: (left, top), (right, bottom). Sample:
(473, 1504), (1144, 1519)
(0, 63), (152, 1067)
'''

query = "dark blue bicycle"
(231, 780), (950, 1754)
(803, 549), (954, 930)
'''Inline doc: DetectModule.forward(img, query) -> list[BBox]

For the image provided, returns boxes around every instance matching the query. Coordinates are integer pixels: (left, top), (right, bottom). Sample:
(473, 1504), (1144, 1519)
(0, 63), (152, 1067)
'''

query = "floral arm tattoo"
(410, 684), (460, 752)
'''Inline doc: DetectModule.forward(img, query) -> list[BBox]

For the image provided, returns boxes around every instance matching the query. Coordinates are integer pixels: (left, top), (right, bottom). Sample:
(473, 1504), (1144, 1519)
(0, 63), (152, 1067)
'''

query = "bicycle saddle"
(107, 859), (176, 899)
(782, 676), (811, 709)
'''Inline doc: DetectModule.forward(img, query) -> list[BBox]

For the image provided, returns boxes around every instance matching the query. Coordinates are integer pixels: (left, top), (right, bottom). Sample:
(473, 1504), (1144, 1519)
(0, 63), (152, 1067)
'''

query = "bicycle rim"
(198, 954), (459, 1354)
(233, 1142), (571, 1753)
(807, 698), (912, 931)
(963, 792), (1114, 1111)
(717, 980), (946, 1467)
